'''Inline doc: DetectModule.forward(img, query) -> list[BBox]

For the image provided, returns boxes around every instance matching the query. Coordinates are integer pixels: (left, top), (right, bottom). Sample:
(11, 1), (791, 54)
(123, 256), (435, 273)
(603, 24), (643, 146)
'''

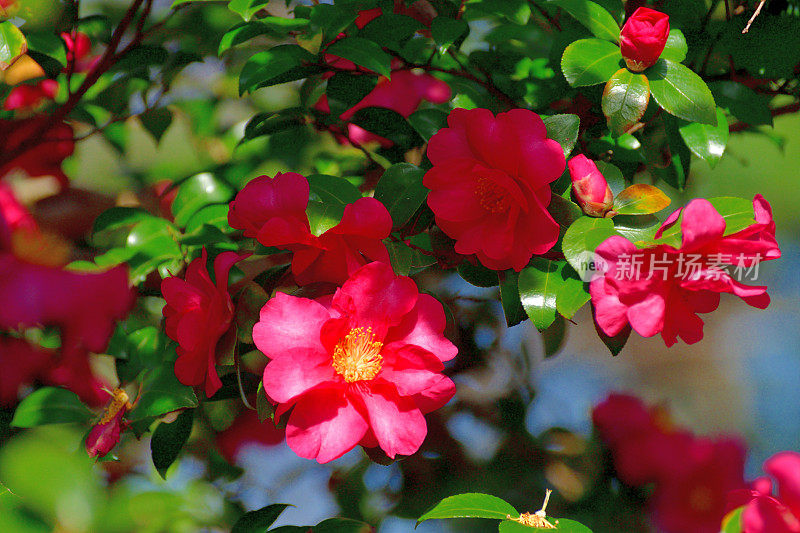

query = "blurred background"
(1, 0), (799, 532)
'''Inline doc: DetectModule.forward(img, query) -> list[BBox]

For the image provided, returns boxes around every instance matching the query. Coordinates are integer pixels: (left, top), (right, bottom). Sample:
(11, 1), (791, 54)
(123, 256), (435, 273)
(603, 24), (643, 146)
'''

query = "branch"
(743, 0), (767, 33)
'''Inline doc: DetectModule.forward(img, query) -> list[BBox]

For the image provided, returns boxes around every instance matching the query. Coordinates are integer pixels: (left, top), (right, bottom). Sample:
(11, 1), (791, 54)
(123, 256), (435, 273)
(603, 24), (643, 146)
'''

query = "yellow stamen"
(332, 327), (383, 383)
(475, 177), (510, 213)
(99, 388), (131, 425)
(507, 489), (557, 529)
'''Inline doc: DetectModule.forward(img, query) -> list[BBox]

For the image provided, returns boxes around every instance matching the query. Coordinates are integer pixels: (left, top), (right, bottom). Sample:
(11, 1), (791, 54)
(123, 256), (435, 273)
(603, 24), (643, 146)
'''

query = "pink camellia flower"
(651, 437), (747, 533)
(727, 451), (800, 533)
(620, 7), (670, 72)
(3, 80), (58, 112)
(86, 389), (132, 458)
(253, 261), (457, 463)
(228, 172), (392, 286)
(162, 249), (248, 397)
(423, 108), (565, 271)
(590, 195), (780, 346)
(62, 32), (99, 74)
(314, 67), (451, 148)
(0, 117), (75, 186)
(568, 155), (614, 217)
(216, 410), (285, 463)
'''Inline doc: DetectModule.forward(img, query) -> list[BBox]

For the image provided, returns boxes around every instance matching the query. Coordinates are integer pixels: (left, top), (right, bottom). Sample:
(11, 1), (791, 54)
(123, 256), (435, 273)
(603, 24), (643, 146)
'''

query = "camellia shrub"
(0, 0), (798, 531)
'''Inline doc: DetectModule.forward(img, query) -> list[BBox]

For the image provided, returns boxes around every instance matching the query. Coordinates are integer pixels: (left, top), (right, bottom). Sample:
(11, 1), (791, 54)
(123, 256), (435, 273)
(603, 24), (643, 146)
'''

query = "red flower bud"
(86, 389), (131, 458)
(568, 155), (614, 217)
(619, 7), (670, 72)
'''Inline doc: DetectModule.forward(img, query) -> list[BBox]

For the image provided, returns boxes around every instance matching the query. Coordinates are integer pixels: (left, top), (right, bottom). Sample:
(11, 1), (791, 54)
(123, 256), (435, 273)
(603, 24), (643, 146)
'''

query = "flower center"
(332, 327), (383, 383)
(475, 177), (510, 213)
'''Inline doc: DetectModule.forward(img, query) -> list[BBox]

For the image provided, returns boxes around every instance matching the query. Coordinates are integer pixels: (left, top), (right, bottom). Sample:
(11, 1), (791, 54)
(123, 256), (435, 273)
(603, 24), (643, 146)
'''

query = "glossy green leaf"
(519, 258), (561, 331)
(25, 32), (66, 66)
(601, 68), (649, 137)
(678, 107), (729, 168)
(312, 518), (373, 532)
(557, 265), (591, 319)
(418, 493), (518, 523)
(499, 272), (527, 328)
(325, 72), (377, 116)
(219, 19), (310, 55)
(228, 0), (270, 22)
(660, 29), (687, 63)
(551, 0), (620, 42)
(595, 161), (625, 195)
(613, 184), (671, 215)
(239, 45), (320, 95)
(386, 240), (414, 276)
(613, 214), (660, 243)
(310, 3), (358, 43)
(243, 108), (306, 141)
(647, 59), (717, 125)
(151, 409), (194, 479)
(562, 216), (618, 277)
(256, 382), (275, 422)
(710, 80), (773, 126)
(306, 200), (345, 237)
(430, 17), (469, 48)
(307, 174), (362, 206)
(0, 20), (26, 69)
(139, 107), (172, 145)
(325, 37), (391, 77)
(408, 108), (449, 141)
(561, 38), (623, 87)
(92, 207), (154, 248)
(374, 163), (427, 228)
(172, 172), (235, 227)
(543, 114), (580, 158)
(130, 366), (199, 420)
(11, 388), (95, 428)
(458, 261), (499, 288)
(232, 504), (291, 533)
(349, 106), (422, 148)
(358, 13), (423, 50)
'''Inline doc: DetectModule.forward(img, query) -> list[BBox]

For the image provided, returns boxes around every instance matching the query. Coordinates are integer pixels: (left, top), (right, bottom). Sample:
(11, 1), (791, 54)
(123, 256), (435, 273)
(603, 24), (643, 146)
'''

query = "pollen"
(332, 327), (384, 382)
(475, 177), (510, 213)
(99, 388), (131, 425)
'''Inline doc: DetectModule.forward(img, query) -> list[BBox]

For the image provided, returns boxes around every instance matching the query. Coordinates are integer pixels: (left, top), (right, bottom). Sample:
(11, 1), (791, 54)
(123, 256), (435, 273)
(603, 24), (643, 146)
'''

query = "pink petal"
(680, 199), (726, 251)
(384, 294), (457, 362)
(358, 382), (427, 458)
(262, 347), (336, 404)
(378, 344), (446, 397)
(253, 291), (331, 359)
(765, 452), (800, 519)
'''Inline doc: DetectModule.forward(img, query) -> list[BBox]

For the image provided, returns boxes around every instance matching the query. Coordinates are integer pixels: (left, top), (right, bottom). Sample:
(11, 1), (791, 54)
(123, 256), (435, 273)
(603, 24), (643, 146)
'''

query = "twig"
(743, 0), (767, 33)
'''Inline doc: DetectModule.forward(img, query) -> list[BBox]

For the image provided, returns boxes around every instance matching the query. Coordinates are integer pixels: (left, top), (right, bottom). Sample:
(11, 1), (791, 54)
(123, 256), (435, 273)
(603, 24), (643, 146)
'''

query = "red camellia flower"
(620, 7), (670, 72)
(568, 154), (614, 217)
(423, 108), (565, 271)
(591, 195), (780, 346)
(162, 249), (248, 397)
(0, 337), (50, 406)
(62, 32), (99, 74)
(0, 117), (75, 186)
(3, 79), (58, 112)
(228, 172), (392, 285)
(253, 261), (457, 463)
(727, 451), (800, 533)
(216, 410), (285, 463)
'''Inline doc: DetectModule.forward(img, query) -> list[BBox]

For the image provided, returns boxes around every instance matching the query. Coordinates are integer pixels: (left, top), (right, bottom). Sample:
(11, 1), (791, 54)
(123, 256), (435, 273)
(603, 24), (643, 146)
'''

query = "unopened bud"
(569, 155), (614, 217)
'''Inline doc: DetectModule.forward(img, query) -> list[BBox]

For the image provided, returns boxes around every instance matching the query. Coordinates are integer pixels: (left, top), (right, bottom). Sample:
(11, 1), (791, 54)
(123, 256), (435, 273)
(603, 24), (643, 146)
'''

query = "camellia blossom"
(568, 154), (614, 217)
(3, 79), (58, 113)
(590, 195), (780, 346)
(227, 172), (392, 285)
(619, 7), (670, 72)
(253, 261), (457, 463)
(423, 108), (566, 271)
(62, 32), (99, 74)
(727, 451), (800, 533)
(216, 410), (285, 463)
(0, 117), (75, 186)
(162, 249), (248, 397)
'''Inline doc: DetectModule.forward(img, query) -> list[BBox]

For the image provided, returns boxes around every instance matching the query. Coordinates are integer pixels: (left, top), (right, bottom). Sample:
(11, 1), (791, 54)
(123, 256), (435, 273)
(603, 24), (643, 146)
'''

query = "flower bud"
(569, 155), (614, 217)
(620, 7), (670, 72)
(86, 389), (131, 458)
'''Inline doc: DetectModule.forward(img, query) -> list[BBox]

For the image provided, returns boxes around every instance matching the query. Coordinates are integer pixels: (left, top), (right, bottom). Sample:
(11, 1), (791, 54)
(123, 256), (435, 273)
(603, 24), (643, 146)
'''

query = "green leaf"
(307, 174), (362, 206)
(310, 3), (358, 43)
(0, 20), (26, 70)
(557, 265), (591, 319)
(458, 261), (499, 288)
(601, 68), (649, 137)
(325, 37), (391, 77)
(306, 200), (345, 237)
(232, 504), (291, 533)
(646, 59), (717, 125)
(151, 409), (194, 479)
(500, 518), (593, 532)
(349, 106), (422, 148)
(139, 107), (172, 145)
(256, 382), (275, 422)
(172, 172), (235, 227)
(325, 71), (377, 116)
(613, 184), (671, 215)
(613, 214), (660, 243)
(430, 17), (469, 48)
(170, 0), (216, 7)
(92, 207), (154, 248)
(25, 32), (66, 66)
(312, 518), (373, 532)
(595, 161), (625, 195)
(219, 19), (310, 55)
(720, 507), (744, 533)
(551, 0), (620, 42)
(678, 107), (729, 168)
(710, 81), (772, 126)
(561, 38), (622, 87)
(499, 272), (527, 328)
(542, 114), (580, 158)
(374, 163), (427, 228)
(239, 45), (320, 95)
(660, 29), (687, 63)
(228, 0), (270, 22)
(407, 108), (449, 141)
(11, 388), (95, 427)
(386, 240), (414, 276)
(358, 13), (423, 50)
(518, 259), (561, 331)
(562, 216), (618, 278)
(130, 366), (199, 420)
(418, 493), (518, 523)
(649, 196), (756, 247)
(243, 108), (307, 141)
